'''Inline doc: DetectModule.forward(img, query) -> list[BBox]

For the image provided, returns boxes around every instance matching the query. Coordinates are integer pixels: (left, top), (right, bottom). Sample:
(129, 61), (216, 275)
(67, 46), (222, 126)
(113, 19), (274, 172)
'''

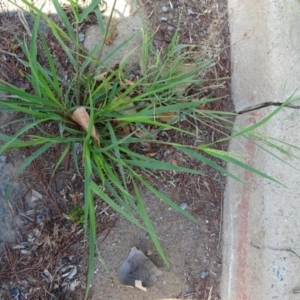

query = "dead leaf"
(146, 152), (157, 158)
(94, 72), (108, 82)
(122, 125), (131, 133)
(130, 125), (147, 138)
(72, 107), (100, 145)
(125, 79), (135, 85)
(130, 125), (158, 140)
(31, 189), (43, 202)
(69, 192), (78, 205)
(198, 103), (206, 109)
(105, 18), (118, 45)
(171, 159), (178, 166)
(135, 280), (147, 292)
(10, 43), (18, 52)
(119, 78), (135, 89)
(18, 69), (25, 77)
(156, 111), (178, 123)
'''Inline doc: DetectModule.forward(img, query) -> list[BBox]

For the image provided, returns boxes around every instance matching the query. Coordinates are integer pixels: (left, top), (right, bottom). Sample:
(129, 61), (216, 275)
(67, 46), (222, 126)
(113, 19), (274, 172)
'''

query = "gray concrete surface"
(229, 0), (300, 113)
(222, 0), (300, 299)
(221, 106), (300, 300)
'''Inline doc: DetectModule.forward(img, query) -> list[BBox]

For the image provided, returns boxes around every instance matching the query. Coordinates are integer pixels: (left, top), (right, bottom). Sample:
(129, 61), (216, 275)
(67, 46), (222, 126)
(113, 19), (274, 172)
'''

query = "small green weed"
(68, 205), (85, 224)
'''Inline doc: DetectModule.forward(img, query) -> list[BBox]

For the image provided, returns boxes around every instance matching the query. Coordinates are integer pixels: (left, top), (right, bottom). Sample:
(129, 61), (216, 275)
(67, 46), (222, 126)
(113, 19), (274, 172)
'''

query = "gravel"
(180, 203), (187, 210)
(78, 32), (85, 43)
(161, 6), (169, 13)
(159, 17), (168, 22)
(200, 270), (209, 279)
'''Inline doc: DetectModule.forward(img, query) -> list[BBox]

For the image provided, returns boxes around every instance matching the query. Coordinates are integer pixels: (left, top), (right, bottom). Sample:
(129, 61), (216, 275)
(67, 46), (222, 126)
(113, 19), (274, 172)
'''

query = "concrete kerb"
(221, 0), (300, 299)
(229, 0), (300, 113)
(221, 107), (300, 300)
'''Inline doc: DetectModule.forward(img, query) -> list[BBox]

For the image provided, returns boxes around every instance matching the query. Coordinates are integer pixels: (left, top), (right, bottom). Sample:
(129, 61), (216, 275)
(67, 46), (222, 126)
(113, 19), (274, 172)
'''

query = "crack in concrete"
(237, 102), (300, 115)
(250, 242), (300, 259)
(267, 247), (300, 260)
(250, 242), (262, 250)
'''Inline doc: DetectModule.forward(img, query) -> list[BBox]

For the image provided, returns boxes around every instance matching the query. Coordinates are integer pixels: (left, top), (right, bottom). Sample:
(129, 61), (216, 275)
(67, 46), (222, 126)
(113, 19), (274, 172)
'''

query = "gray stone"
(162, 6), (168, 13)
(180, 203), (187, 210)
(200, 270), (208, 279)
(84, 18), (142, 70)
(159, 17), (168, 22)
(78, 32), (85, 43)
(119, 247), (162, 287)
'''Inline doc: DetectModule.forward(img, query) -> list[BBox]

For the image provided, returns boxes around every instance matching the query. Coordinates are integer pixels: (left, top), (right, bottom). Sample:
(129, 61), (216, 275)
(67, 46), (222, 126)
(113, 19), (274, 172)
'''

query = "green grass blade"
(78, 0), (100, 22)
(202, 97), (296, 148)
(28, 14), (41, 96)
(52, 0), (76, 40)
(132, 179), (169, 267)
(202, 148), (284, 186)
(94, 4), (105, 34)
(102, 34), (137, 64)
(137, 174), (206, 230)
(0, 134), (49, 149)
(90, 181), (145, 230)
(107, 122), (127, 187)
(123, 158), (205, 175)
(0, 119), (46, 154)
(16, 143), (53, 177)
(175, 146), (246, 185)
(38, 34), (61, 95)
(51, 143), (71, 176)
(83, 143), (95, 300)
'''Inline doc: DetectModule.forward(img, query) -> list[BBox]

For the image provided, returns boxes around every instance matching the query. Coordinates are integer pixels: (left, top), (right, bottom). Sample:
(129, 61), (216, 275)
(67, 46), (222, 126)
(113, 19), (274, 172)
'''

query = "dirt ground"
(0, 0), (230, 299)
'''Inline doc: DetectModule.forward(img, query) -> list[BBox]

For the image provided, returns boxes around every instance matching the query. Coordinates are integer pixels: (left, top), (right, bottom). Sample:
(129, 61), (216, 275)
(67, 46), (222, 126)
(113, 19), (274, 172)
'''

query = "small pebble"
(167, 26), (174, 31)
(0, 155), (7, 163)
(162, 6), (169, 13)
(180, 203), (187, 210)
(75, 142), (83, 153)
(160, 17), (168, 22)
(201, 270), (208, 279)
(78, 32), (85, 43)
